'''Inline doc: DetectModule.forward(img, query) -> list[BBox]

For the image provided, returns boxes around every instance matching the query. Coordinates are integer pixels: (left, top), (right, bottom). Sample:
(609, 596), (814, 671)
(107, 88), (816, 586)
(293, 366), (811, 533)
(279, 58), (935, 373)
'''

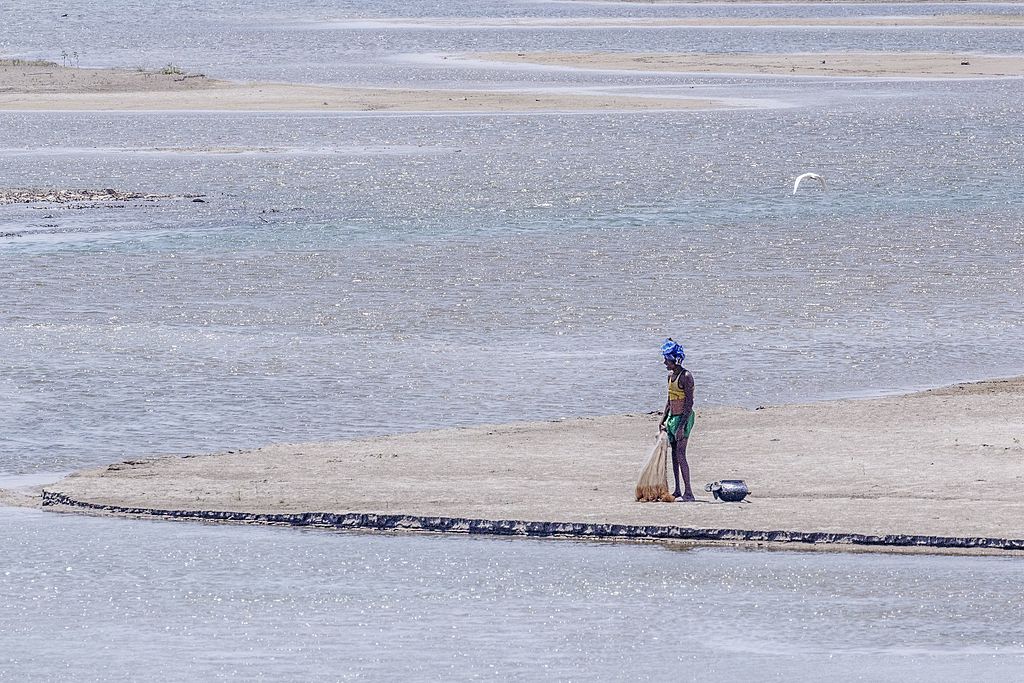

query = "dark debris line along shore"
(0, 188), (202, 204)
(39, 490), (1024, 551)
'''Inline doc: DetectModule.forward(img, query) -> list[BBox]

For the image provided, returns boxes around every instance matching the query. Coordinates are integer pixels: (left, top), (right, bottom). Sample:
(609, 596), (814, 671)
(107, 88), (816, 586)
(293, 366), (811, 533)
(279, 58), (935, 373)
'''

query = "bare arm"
(681, 370), (695, 420)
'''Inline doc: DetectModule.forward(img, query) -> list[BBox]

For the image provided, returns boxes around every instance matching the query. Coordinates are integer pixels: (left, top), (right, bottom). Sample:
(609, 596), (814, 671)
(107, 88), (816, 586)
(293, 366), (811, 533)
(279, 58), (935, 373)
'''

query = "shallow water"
(2, 88), (1022, 470)
(3, 508), (1024, 681)
(6, 0), (1024, 86)
(2, 0), (1024, 677)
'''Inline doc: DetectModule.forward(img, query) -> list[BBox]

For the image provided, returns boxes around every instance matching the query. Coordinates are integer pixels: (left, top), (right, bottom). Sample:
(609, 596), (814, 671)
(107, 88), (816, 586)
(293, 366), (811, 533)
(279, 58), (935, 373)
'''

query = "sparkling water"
(4, 508), (1024, 681)
(2, 0), (1024, 677)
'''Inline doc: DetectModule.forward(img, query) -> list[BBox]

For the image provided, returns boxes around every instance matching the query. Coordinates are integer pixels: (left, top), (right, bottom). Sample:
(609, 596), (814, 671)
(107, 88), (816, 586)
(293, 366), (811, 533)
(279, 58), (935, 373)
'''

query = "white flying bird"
(792, 172), (827, 195)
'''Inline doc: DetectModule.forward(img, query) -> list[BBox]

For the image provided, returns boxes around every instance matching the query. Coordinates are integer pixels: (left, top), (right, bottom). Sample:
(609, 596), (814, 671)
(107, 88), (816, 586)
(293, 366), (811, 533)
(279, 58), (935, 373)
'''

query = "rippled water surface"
(3, 0), (1024, 677)
(3, 509), (1024, 681)
(2, 90), (1022, 468)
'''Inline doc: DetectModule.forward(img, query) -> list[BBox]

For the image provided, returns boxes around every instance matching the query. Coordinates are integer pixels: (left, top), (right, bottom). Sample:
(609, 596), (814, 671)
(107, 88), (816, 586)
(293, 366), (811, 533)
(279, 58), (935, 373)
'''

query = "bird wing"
(793, 173), (825, 194)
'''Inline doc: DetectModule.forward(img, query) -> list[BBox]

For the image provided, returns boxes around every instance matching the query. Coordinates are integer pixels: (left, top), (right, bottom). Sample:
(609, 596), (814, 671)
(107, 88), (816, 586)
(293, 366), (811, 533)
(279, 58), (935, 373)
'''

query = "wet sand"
(6, 48), (1020, 114)
(353, 15), (1024, 29)
(0, 489), (38, 507)
(473, 52), (1024, 78)
(38, 377), (1024, 552)
(0, 61), (721, 112)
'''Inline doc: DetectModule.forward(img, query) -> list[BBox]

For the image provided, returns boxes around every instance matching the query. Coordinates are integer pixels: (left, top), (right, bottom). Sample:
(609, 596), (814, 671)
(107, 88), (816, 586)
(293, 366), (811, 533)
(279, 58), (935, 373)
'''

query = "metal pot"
(705, 480), (750, 502)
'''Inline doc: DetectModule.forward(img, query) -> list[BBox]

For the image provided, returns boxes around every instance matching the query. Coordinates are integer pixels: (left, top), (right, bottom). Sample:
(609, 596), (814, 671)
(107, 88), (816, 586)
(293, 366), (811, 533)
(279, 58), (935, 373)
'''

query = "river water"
(2, 0), (1024, 678)
(4, 507), (1024, 681)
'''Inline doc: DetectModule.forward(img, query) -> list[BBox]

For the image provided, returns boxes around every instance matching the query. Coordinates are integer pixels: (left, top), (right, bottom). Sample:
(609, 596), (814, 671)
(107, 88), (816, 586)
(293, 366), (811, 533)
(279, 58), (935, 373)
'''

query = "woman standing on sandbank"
(659, 339), (696, 501)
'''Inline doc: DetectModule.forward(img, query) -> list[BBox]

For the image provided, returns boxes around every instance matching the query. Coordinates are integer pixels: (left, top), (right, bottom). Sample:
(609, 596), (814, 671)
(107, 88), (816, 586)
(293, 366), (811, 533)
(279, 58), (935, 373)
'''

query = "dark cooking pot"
(705, 480), (750, 502)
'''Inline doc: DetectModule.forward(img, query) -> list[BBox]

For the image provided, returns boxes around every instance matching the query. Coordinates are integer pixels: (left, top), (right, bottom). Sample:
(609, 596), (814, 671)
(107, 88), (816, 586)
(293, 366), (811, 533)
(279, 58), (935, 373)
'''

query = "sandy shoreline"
(5, 48), (1021, 113)
(473, 51), (1024, 78)
(0, 61), (720, 112)
(350, 14), (1024, 29)
(36, 377), (1024, 553)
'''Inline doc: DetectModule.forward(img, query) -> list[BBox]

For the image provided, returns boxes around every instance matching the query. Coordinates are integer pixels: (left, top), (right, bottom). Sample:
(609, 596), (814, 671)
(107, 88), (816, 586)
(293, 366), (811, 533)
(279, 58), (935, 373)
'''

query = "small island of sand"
(6, 49), (1021, 114)
(471, 52), (1024, 78)
(36, 377), (1024, 553)
(352, 14), (1024, 30)
(0, 59), (723, 112)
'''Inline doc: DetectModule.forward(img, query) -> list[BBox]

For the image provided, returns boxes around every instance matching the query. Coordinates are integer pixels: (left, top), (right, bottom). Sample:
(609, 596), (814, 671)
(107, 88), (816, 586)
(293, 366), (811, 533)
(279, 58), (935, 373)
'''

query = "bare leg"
(670, 439), (682, 498)
(677, 437), (695, 501)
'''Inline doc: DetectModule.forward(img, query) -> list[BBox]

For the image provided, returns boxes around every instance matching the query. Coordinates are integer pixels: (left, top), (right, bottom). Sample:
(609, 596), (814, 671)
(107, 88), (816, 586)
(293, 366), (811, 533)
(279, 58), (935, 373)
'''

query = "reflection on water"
(1, 97), (1022, 472)
(5, 0), (1024, 86)
(2, 508), (1024, 680)
(2, 1), (1023, 676)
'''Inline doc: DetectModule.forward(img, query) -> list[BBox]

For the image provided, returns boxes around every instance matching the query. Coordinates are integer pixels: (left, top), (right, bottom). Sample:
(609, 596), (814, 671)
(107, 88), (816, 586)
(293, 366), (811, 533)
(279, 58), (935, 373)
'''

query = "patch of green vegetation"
(159, 63), (184, 75)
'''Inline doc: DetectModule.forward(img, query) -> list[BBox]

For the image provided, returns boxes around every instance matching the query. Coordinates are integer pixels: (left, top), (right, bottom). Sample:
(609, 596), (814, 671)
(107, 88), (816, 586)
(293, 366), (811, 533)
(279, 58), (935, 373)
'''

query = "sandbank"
(0, 61), (721, 112)
(1, 489), (39, 508)
(347, 14), (1024, 29)
(39, 377), (1024, 553)
(473, 51), (1024, 78)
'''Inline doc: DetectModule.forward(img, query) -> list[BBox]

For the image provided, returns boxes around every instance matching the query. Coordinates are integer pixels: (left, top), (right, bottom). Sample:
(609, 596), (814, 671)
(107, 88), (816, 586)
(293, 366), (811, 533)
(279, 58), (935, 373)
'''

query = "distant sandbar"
(472, 51), (1024, 78)
(0, 60), (722, 112)
(340, 14), (1024, 29)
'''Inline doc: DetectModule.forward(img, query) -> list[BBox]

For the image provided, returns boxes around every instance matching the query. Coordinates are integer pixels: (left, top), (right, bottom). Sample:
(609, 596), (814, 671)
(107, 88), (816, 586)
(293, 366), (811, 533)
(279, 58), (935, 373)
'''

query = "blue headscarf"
(661, 338), (685, 363)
